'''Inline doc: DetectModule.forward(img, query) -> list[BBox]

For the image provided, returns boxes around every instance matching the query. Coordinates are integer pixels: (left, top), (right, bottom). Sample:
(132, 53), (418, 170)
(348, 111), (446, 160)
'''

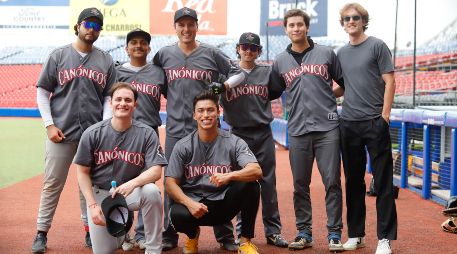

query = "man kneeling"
(165, 91), (262, 254)
(75, 82), (167, 254)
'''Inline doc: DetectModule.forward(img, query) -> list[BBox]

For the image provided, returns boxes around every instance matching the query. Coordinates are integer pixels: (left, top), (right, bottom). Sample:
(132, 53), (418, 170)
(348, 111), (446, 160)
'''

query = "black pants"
(340, 117), (397, 240)
(170, 181), (260, 239)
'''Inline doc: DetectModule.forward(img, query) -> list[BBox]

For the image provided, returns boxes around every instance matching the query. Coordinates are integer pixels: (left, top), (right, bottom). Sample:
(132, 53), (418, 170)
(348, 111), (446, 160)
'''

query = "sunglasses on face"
(343, 15), (361, 22)
(239, 44), (260, 52)
(82, 21), (102, 31)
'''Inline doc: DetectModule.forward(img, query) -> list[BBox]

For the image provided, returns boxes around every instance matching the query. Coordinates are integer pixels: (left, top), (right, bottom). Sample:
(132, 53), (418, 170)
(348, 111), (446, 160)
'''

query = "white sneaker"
(343, 237), (366, 250)
(135, 239), (146, 250)
(375, 239), (392, 254)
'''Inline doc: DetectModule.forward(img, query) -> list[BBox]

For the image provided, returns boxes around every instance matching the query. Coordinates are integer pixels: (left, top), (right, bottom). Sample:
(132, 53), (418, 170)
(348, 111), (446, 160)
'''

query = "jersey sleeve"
(329, 50), (344, 88)
(143, 129), (168, 170)
(73, 129), (95, 167)
(213, 48), (232, 76)
(234, 138), (257, 168)
(103, 57), (117, 96)
(36, 53), (58, 92)
(165, 141), (187, 179)
(376, 41), (394, 74)
(152, 51), (162, 67)
(268, 61), (286, 100)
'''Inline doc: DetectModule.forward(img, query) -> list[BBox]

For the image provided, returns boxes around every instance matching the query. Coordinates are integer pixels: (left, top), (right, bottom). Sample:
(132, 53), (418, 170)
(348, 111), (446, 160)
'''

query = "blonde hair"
(339, 3), (369, 31)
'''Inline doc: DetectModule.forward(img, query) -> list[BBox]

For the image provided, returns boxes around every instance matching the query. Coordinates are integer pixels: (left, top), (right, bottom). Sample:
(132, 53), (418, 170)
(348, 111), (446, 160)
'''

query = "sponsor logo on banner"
(150, 0), (227, 35)
(70, 0), (149, 36)
(260, 0), (327, 37)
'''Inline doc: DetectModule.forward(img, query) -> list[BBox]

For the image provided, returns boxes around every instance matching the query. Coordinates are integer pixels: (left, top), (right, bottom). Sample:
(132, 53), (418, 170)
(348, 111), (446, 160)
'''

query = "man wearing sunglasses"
(114, 28), (166, 250)
(32, 7), (116, 253)
(335, 3), (397, 254)
(219, 32), (288, 249)
(153, 7), (243, 252)
(269, 8), (345, 252)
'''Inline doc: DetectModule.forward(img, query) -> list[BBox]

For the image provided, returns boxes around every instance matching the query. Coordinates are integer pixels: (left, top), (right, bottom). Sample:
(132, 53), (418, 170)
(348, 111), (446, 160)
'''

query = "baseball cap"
(174, 7), (198, 23)
(126, 28), (151, 44)
(238, 32), (261, 46)
(78, 7), (104, 26)
(101, 193), (133, 237)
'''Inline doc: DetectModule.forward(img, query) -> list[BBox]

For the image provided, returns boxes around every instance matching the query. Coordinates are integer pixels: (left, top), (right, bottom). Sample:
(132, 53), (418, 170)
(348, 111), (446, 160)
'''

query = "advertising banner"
(150, 0), (227, 35)
(70, 0), (150, 36)
(260, 0), (327, 37)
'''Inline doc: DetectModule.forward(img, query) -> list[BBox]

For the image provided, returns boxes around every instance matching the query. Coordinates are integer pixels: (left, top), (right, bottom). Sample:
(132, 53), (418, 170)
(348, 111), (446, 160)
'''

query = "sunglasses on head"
(239, 44), (260, 52)
(82, 21), (102, 31)
(343, 15), (361, 22)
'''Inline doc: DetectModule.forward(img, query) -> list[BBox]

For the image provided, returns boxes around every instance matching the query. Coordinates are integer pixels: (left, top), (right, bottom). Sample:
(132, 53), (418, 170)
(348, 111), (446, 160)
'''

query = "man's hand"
(187, 200), (208, 219)
(113, 180), (137, 198)
(209, 82), (225, 95)
(90, 205), (106, 226)
(382, 114), (390, 125)
(46, 124), (65, 143)
(210, 173), (232, 187)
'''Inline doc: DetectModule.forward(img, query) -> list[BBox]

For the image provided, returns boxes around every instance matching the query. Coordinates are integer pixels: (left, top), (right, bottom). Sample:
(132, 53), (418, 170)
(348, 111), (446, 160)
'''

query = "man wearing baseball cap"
(32, 7), (116, 253)
(114, 27), (166, 250)
(153, 6), (243, 252)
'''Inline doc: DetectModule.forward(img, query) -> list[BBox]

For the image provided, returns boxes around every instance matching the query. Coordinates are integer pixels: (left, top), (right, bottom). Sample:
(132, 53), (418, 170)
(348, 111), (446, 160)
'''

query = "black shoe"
(219, 242), (238, 252)
(31, 232), (47, 253)
(162, 239), (178, 251)
(266, 234), (289, 248)
(85, 232), (92, 248)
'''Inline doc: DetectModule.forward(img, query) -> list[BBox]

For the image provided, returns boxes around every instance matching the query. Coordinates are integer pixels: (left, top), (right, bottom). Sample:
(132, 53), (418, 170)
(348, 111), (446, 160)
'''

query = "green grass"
(0, 118), (45, 188)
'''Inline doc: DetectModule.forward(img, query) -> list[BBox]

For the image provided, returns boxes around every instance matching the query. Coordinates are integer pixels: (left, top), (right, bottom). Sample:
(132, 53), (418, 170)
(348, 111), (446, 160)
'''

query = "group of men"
(31, 2), (397, 254)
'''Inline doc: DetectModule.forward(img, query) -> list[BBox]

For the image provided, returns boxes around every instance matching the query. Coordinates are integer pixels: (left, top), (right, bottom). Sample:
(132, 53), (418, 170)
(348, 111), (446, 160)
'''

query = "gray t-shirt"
(153, 42), (232, 138)
(220, 63), (273, 127)
(165, 130), (257, 201)
(74, 119), (167, 190)
(337, 36), (394, 120)
(270, 43), (343, 136)
(37, 44), (116, 143)
(116, 63), (165, 127)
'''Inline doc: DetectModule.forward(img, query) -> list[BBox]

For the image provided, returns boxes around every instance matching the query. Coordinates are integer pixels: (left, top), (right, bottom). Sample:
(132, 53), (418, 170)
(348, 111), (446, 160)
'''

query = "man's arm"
(165, 177), (208, 219)
(381, 72), (396, 123)
(76, 164), (105, 226)
(210, 162), (261, 187)
(113, 165), (162, 198)
(333, 86), (345, 98)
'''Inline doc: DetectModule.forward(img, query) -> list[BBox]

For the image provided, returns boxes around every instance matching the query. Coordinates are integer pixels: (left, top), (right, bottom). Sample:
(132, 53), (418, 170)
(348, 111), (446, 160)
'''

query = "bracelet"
(88, 203), (98, 208)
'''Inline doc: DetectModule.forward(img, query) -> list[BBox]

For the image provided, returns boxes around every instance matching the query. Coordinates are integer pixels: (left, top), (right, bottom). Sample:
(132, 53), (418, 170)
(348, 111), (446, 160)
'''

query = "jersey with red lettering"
(270, 40), (343, 136)
(153, 42), (232, 138)
(73, 119), (167, 190)
(116, 63), (166, 127)
(37, 44), (116, 142)
(165, 129), (257, 201)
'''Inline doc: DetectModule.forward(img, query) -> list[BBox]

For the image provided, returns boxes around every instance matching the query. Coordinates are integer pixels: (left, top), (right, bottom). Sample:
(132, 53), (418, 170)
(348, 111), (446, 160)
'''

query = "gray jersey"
(116, 63), (165, 127)
(37, 44), (116, 143)
(220, 64), (273, 127)
(165, 130), (257, 201)
(337, 36), (394, 121)
(74, 119), (167, 190)
(270, 42), (343, 136)
(153, 42), (231, 138)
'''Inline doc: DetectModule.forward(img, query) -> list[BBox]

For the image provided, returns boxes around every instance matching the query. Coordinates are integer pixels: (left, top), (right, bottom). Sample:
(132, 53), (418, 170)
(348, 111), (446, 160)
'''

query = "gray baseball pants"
(288, 127), (343, 237)
(36, 139), (88, 232)
(163, 135), (235, 244)
(230, 125), (282, 237)
(88, 183), (163, 254)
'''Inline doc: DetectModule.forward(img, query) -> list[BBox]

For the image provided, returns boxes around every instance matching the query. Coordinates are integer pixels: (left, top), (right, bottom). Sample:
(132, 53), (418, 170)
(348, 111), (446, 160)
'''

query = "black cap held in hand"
(78, 7), (104, 26)
(101, 193), (133, 237)
(174, 7), (198, 23)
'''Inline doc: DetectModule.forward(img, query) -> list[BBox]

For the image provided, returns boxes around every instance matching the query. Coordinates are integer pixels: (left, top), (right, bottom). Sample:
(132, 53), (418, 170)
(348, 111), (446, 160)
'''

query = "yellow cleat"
(238, 241), (259, 254)
(183, 227), (200, 254)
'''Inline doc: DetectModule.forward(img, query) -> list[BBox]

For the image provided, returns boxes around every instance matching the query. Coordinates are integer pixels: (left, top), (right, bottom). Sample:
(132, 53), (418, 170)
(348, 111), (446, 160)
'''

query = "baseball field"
(0, 117), (455, 253)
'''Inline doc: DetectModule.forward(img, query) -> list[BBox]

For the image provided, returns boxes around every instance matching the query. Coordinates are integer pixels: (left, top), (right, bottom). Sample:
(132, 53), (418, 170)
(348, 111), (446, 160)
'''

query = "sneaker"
(375, 239), (392, 254)
(238, 241), (259, 254)
(183, 227), (200, 254)
(162, 239), (178, 251)
(343, 237), (366, 250)
(288, 232), (313, 250)
(266, 234), (288, 248)
(85, 231), (92, 248)
(135, 238), (146, 250)
(220, 242), (238, 252)
(329, 238), (344, 252)
(31, 232), (47, 253)
(121, 234), (135, 251)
